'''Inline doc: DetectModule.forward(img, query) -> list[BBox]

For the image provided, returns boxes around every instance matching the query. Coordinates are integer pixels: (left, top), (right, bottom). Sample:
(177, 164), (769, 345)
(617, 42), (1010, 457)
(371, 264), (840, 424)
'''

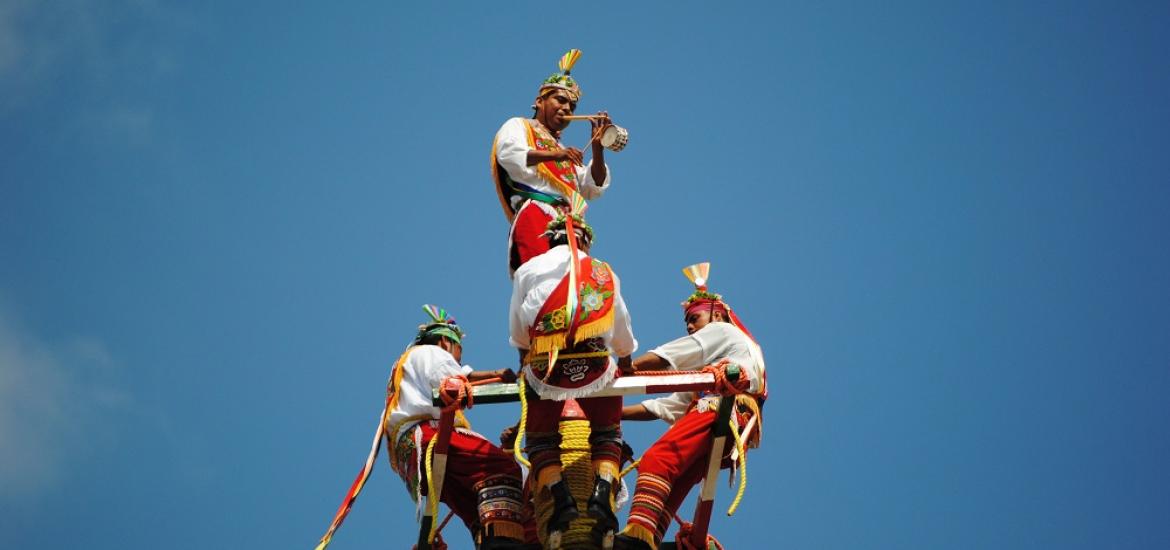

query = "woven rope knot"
(438, 375), (473, 411)
(700, 359), (750, 396)
(673, 514), (726, 550)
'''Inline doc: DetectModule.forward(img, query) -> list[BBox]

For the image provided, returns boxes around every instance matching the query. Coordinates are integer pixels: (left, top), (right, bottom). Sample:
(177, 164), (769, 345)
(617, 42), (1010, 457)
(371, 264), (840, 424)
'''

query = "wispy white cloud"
(0, 307), (131, 496)
(0, 0), (190, 148)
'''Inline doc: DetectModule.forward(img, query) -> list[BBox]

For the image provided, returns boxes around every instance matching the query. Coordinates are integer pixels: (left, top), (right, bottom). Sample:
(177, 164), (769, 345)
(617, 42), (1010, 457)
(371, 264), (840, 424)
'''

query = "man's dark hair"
(418, 333), (455, 347)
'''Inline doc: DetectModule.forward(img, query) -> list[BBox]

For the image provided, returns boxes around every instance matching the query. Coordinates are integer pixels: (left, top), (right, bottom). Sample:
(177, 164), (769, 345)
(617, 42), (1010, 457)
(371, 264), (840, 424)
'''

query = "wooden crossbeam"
(431, 371), (721, 406)
(425, 366), (743, 549)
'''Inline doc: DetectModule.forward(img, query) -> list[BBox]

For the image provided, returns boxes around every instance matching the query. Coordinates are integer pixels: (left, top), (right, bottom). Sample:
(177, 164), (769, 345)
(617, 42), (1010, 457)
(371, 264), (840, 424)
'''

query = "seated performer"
(386, 305), (534, 550)
(492, 48), (616, 275)
(614, 264), (768, 550)
(508, 198), (637, 544)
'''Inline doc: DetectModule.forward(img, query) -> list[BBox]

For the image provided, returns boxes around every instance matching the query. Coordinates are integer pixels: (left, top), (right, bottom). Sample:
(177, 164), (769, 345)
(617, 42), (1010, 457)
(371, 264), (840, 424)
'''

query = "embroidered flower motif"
(550, 307), (567, 328)
(591, 260), (611, 285)
(538, 307), (568, 333)
(578, 283), (613, 320)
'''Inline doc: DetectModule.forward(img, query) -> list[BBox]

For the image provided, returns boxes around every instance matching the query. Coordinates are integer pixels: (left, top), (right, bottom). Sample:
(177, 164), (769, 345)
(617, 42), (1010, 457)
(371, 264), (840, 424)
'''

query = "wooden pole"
(417, 381), (461, 550)
(689, 364), (740, 548)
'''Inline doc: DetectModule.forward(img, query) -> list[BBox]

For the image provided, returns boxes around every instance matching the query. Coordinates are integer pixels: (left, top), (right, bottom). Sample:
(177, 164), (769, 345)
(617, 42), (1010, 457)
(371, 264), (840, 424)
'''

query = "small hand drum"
(600, 125), (629, 152)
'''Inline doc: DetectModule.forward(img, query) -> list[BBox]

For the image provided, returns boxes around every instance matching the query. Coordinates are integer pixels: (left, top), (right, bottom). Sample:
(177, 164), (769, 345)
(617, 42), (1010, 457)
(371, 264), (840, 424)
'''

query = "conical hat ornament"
(681, 262), (756, 342)
(682, 262), (717, 301)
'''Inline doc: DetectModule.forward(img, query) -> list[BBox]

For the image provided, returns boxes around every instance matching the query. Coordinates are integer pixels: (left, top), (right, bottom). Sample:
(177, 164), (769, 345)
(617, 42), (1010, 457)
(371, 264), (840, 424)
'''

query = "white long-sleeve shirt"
(494, 117), (611, 216)
(509, 245), (637, 356)
(640, 322), (766, 424)
(386, 345), (473, 441)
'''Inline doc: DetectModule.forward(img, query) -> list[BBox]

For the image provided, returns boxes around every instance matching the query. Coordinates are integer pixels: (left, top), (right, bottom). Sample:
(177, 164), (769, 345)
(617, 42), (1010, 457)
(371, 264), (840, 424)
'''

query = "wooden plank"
(431, 372), (719, 405)
(416, 406), (456, 550)
(689, 394), (736, 548)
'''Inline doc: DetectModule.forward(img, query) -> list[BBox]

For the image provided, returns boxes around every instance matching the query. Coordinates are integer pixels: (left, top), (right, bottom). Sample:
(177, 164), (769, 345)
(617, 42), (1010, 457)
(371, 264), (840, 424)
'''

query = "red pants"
(624, 408), (736, 545)
(412, 423), (531, 542)
(509, 202), (553, 273)
(524, 396), (623, 477)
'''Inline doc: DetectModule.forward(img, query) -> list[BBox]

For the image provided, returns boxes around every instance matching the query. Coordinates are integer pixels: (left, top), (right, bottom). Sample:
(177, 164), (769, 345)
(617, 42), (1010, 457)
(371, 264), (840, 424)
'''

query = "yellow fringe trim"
(530, 333), (568, 356)
(529, 310), (614, 359)
(621, 524), (657, 548)
(524, 120), (578, 198)
(573, 306), (615, 342)
(490, 136), (515, 223)
(385, 347), (414, 415)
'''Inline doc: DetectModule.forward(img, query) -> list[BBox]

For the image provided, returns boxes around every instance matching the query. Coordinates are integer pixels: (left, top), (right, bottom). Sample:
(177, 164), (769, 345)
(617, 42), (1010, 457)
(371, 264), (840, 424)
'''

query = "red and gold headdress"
(537, 49), (583, 102)
(681, 262), (755, 341)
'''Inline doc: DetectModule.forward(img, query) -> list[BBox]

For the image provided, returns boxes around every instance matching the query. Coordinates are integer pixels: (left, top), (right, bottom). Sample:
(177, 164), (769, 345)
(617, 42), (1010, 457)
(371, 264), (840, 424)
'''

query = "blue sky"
(2, 1), (1168, 548)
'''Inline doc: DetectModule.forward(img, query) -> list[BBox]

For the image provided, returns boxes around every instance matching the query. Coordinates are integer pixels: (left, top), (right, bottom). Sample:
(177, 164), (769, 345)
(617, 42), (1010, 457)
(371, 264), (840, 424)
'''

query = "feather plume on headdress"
(539, 49), (583, 101)
(413, 304), (464, 344)
(559, 49), (582, 74)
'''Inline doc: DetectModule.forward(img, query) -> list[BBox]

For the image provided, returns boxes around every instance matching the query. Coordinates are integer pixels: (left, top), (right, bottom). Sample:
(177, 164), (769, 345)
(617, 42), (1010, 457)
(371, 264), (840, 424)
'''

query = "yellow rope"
(513, 376), (532, 467)
(560, 419), (597, 546)
(619, 458), (641, 480)
(423, 433), (440, 543)
(530, 418), (597, 547)
(726, 418), (748, 516)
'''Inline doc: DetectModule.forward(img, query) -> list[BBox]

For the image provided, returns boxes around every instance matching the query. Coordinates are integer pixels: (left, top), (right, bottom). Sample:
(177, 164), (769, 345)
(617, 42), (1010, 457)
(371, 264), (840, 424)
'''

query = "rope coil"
(726, 418), (748, 516)
(673, 514), (726, 550)
(701, 359), (750, 396)
(437, 375), (473, 411)
(513, 376), (532, 467)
